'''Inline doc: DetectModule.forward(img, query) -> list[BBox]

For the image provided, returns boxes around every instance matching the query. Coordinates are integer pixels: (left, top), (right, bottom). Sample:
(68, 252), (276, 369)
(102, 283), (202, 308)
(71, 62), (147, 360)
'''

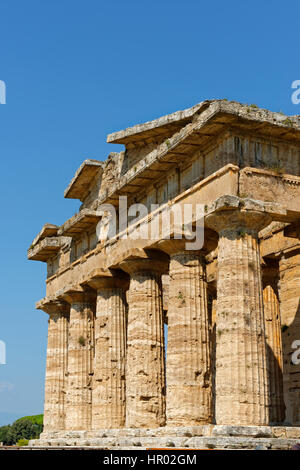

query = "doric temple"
(28, 100), (300, 449)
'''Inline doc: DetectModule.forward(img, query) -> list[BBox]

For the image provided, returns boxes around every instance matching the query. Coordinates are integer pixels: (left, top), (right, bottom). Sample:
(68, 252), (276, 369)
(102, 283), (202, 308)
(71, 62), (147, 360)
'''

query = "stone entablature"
(28, 236), (69, 262)
(39, 166), (300, 287)
(28, 100), (300, 448)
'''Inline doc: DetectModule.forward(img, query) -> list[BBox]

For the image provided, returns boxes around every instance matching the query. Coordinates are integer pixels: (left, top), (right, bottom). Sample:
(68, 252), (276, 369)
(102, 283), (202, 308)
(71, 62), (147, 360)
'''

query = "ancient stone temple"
(28, 100), (300, 449)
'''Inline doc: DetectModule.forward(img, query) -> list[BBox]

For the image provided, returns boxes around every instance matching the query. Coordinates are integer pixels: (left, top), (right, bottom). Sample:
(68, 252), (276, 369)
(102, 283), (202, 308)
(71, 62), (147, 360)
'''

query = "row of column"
(43, 208), (285, 431)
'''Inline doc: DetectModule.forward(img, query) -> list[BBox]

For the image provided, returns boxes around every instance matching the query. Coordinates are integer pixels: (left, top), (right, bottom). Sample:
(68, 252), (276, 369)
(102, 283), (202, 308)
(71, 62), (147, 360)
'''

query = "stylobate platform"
(29, 425), (300, 450)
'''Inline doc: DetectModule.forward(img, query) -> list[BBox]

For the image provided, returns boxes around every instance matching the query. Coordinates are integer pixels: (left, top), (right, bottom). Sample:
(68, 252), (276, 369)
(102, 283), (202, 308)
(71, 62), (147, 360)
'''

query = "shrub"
(17, 438), (29, 446)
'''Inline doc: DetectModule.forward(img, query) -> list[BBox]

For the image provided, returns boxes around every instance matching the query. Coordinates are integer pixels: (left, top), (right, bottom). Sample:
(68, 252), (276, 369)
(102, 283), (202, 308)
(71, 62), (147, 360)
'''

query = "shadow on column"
(281, 297), (300, 426)
(262, 261), (286, 425)
(207, 286), (217, 424)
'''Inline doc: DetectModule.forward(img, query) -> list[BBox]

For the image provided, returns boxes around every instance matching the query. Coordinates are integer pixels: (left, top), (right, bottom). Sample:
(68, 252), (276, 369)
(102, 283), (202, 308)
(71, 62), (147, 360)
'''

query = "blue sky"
(0, 0), (299, 426)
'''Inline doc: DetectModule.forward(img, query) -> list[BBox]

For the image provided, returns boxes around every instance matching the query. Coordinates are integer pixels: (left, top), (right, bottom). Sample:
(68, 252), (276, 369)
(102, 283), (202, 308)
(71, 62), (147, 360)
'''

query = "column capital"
(85, 268), (129, 291)
(157, 238), (206, 259)
(206, 209), (272, 236)
(118, 248), (169, 276)
(58, 286), (96, 305)
(36, 298), (69, 317)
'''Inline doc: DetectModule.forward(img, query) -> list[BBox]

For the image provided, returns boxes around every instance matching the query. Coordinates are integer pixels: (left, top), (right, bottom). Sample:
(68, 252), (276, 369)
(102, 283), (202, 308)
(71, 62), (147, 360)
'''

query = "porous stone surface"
(42, 302), (69, 431)
(279, 251), (300, 426)
(87, 272), (128, 429)
(158, 241), (212, 426)
(62, 292), (95, 430)
(263, 267), (285, 423)
(119, 253), (168, 428)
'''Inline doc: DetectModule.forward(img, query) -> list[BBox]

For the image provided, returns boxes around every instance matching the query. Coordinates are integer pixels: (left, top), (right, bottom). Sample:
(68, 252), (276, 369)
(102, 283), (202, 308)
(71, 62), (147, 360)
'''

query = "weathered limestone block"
(87, 269), (129, 429)
(41, 301), (69, 431)
(206, 209), (272, 425)
(119, 250), (169, 428)
(158, 239), (212, 426)
(279, 249), (300, 425)
(61, 290), (95, 430)
(262, 266), (285, 423)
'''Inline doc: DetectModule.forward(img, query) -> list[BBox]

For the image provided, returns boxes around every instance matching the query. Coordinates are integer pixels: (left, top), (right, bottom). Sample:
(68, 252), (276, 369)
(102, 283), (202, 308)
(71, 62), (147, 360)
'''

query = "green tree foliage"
(0, 415), (43, 445)
(7, 419), (39, 443)
(16, 414), (43, 427)
(0, 425), (12, 445)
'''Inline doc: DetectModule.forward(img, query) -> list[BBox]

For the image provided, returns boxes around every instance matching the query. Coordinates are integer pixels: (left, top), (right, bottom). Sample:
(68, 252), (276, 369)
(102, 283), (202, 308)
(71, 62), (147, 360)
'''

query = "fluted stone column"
(279, 249), (300, 425)
(42, 301), (69, 431)
(119, 250), (169, 428)
(87, 269), (129, 429)
(208, 288), (217, 421)
(207, 209), (272, 425)
(158, 239), (212, 426)
(61, 290), (95, 430)
(262, 266), (285, 423)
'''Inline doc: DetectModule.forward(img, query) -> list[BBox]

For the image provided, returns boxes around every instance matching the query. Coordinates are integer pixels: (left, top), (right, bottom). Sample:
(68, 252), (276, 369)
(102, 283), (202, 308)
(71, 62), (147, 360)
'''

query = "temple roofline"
(107, 101), (208, 145)
(107, 99), (300, 146)
(64, 159), (104, 201)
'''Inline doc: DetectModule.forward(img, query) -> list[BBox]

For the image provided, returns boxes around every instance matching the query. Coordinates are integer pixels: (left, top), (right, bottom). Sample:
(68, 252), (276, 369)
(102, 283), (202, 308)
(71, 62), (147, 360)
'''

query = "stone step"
(29, 435), (300, 450)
